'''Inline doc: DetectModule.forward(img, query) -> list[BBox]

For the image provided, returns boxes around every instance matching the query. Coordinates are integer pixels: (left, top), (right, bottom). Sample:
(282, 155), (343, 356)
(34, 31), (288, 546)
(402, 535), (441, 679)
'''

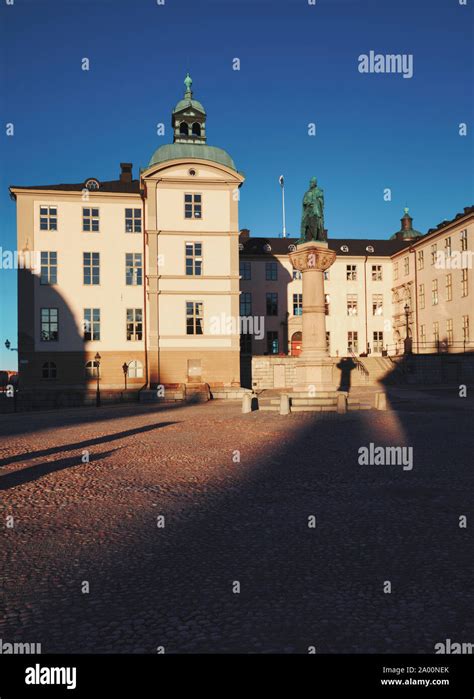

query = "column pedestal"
(289, 241), (337, 392)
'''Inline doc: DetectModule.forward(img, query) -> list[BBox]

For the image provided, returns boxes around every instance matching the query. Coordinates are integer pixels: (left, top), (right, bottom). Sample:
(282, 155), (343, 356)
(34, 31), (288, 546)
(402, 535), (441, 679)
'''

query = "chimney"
(120, 162), (133, 183)
(239, 228), (250, 239)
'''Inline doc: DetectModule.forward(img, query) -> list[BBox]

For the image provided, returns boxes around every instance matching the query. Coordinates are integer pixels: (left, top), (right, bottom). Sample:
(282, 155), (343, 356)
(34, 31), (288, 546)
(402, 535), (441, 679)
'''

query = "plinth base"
(293, 357), (336, 392)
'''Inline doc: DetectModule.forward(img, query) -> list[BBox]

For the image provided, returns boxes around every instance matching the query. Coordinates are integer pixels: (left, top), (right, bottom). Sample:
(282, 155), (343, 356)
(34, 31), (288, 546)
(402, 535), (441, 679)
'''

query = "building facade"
(9, 76), (473, 394)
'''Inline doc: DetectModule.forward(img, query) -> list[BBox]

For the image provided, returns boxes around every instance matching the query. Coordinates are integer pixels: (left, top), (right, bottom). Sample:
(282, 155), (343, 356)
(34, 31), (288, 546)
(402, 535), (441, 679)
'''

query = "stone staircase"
(257, 391), (373, 413)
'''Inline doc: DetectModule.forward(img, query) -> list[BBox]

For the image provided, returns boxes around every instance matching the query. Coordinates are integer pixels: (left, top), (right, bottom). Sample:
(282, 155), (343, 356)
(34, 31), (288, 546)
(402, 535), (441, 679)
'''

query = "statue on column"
(299, 176), (326, 242)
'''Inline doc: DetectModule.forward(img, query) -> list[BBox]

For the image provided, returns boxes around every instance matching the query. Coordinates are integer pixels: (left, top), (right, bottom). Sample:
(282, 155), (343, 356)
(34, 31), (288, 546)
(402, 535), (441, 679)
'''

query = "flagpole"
(279, 175), (286, 238)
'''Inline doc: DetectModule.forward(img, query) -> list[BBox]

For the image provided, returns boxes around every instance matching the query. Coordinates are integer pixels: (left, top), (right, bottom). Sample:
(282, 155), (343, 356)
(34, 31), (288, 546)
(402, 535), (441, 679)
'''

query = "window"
(125, 208), (142, 233)
(126, 308), (143, 341)
(445, 237), (452, 256)
(403, 256), (409, 275)
(39, 206), (57, 231)
(266, 292), (278, 316)
(372, 294), (383, 316)
(461, 229), (468, 252)
(420, 325), (426, 348)
(180, 122), (189, 135)
(125, 253), (143, 286)
(186, 302), (203, 335)
(371, 265), (382, 281)
(266, 331), (279, 354)
(419, 283), (425, 309)
(293, 269), (302, 280)
(433, 321), (439, 345)
(446, 319), (453, 346)
(446, 274), (452, 301)
(82, 207), (99, 232)
(40, 251), (57, 285)
(192, 122), (201, 136)
(240, 333), (252, 354)
(85, 360), (100, 378)
(431, 244), (437, 265)
(324, 270), (330, 281)
(240, 292), (252, 316)
(128, 360), (143, 378)
(417, 250), (424, 270)
(293, 293), (302, 316)
(85, 179), (99, 191)
(462, 315), (469, 343)
(346, 264), (357, 281)
(83, 308), (100, 341)
(347, 294), (358, 316)
(184, 193), (202, 219)
(240, 260), (251, 280)
(325, 293), (330, 316)
(461, 268), (468, 297)
(394, 261), (399, 280)
(373, 331), (383, 353)
(42, 361), (57, 379)
(265, 261), (278, 281)
(185, 242), (202, 276)
(40, 308), (58, 342)
(432, 279), (438, 305)
(83, 252), (100, 285)
(347, 331), (358, 354)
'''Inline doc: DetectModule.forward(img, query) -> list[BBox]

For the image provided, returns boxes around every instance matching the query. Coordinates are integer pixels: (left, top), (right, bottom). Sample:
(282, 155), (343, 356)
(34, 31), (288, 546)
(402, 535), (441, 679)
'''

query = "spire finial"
(403, 206), (409, 215)
(184, 72), (193, 98)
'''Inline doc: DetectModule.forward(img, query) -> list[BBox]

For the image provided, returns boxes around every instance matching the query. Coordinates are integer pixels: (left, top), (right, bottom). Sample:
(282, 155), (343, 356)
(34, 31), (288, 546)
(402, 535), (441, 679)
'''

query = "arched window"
(128, 360), (143, 378)
(42, 361), (57, 379)
(192, 122), (201, 136)
(179, 122), (189, 135)
(85, 360), (100, 378)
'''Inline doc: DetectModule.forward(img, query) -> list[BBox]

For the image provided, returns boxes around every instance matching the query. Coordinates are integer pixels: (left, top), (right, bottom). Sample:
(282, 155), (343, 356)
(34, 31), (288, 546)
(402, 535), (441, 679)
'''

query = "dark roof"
(426, 206), (474, 236)
(10, 179), (141, 198)
(239, 236), (412, 258)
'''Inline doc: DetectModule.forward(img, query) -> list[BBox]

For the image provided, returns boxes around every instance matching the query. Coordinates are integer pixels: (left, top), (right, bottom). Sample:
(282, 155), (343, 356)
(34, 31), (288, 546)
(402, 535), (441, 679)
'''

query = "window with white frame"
(461, 268), (468, 297)
(186, 302), (203, 335)
(125, 208), (142, 233)
(446, 318), (453, 346)
(293, 293), (302, 316)
(40, 251), (57, 285)
(240, 292), (252, 317)
(431, 243), (437, 265)
(462, 315), (469, 342)
(446, 273), (452, 301)
(419, 283), (425, 309)
(39, 206), (57, 231)
(240, 260), (251, 280)
(346, 264), (357, 281)
(373, 331), (383, 353)
(184, 193), (202, 219)
(82, 207), (99, 232)
(128, 360), (143, 378)
(125, 253), (143, 286)
(126, 308), (143, 341)
(83, 308), (100, 341)
(83, 252), (100, 285)
(404, 257), (409, 275)
(185, 242), (202, 276)
(347, 294), (358, 316)
(347, 331), (358, 354)
(432, 279), (438, 305)
(372, 294), (383, 316)
(371, 265), (382, 281)
(460, 229), (468, 252)
(40, 308), (58, 342)
(417, 250), (424, 270)
(85, 360), (100, 378)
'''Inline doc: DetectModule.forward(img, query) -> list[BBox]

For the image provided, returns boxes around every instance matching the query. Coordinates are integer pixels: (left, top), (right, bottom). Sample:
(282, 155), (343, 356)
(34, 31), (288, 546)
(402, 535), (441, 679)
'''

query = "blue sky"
(0, 0), (473, 369)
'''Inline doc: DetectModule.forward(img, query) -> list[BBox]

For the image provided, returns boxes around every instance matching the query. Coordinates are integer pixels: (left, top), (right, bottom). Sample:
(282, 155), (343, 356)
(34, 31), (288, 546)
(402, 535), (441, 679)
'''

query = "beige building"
(10, 75), (243, 393)
(9, 73), (473, 397)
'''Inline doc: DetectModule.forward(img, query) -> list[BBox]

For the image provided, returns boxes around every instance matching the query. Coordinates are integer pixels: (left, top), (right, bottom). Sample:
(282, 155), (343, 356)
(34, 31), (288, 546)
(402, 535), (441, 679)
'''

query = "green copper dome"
(172, 97), (206, 115)
(148, 142), (236, 170)
(390, 207), (423, 240)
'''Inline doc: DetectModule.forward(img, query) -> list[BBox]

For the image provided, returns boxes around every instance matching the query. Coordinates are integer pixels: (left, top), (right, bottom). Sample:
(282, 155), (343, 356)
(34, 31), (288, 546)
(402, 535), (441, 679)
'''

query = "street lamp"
(95, 352), (101, 407)
(404, 304), (411, 354)
(122, 362), (128, 391)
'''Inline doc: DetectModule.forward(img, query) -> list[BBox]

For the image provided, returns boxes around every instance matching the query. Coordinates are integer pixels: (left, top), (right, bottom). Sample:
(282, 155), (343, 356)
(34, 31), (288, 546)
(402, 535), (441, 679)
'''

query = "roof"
(173, 97), (206, 115)
(10, 179), (141, 197)
(239, 237), (412, 257)
(148, 142), (236, 170)
(426, 205), (474, 235)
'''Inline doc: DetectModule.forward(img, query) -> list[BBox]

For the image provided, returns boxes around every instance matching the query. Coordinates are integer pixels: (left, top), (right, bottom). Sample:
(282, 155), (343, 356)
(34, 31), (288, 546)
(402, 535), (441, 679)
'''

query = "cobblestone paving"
(0, 398), (473, 654)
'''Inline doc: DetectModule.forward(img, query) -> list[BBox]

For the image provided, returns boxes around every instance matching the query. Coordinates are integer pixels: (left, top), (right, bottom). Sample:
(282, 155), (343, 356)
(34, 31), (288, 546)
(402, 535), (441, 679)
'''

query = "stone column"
(289, 241), (336, 390)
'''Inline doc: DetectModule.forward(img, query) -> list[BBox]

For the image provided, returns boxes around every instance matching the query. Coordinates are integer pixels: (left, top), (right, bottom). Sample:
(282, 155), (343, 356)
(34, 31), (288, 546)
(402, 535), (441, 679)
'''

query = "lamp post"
(122, 362), (128, 391)
(95, 352), (101, 407)
(404, 304), (411, 354)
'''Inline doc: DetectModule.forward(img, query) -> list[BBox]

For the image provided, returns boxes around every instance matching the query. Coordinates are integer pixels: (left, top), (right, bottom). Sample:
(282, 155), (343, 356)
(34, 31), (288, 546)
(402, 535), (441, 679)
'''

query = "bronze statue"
(300, 176), (326, 242)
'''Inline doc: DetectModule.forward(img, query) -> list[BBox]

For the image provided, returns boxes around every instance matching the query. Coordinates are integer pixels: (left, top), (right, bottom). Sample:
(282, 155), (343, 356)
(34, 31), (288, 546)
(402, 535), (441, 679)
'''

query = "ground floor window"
(373, 331), (383, 353)
(42, 361), (57, 379)
(347, 331), (358, 354)
(240, 333), (252, 354)
(267, 331), (279, 354)
(85, 360), (100, 378)
(128, 360), (143, 378)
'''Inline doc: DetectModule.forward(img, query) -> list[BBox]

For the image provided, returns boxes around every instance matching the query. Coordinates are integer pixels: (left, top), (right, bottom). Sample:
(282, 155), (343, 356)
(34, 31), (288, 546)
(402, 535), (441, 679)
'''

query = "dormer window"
(85, 179), (100, 191)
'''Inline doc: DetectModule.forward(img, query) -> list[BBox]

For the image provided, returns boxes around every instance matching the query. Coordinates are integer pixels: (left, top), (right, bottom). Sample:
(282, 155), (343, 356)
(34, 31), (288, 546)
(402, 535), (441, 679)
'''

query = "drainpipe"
(364, 255), (369, 353)
(410, 245), (419, 354)
(141, 183), (149, 387)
